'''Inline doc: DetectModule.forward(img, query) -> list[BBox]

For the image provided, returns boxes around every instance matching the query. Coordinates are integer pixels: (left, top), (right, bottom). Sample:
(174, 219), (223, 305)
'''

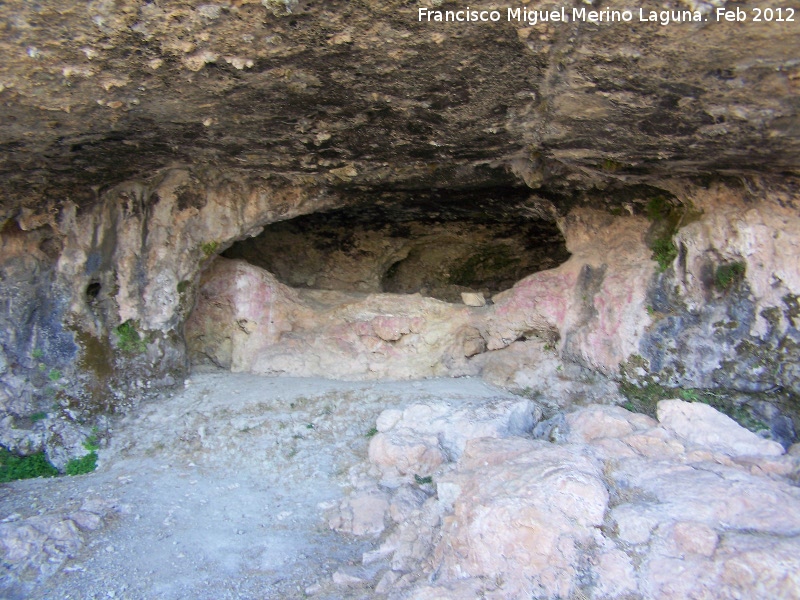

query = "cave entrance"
(222, 187), (570, 303)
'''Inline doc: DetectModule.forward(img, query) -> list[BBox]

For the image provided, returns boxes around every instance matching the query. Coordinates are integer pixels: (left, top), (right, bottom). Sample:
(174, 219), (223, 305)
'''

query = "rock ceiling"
(1, 0), (799, 216)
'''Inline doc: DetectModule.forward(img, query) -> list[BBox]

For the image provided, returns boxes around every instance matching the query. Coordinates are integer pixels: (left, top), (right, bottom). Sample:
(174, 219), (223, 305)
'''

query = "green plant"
(644, 195), (700, 273)
(83, 433), (100, 452)
(32, 348), (44, 360)
(47, 368), (62, 382)
(619, 380), (768, 433)
(200, 241), (219, 258)
(113, 320), (147, 354)
(0, 447), (59, 482)
(65, 452), (97, 476)
(714, 262), (746, 291)
(414, 474), (433, 485)
(365, 426), (378, 438)
(646, 306), (656, 316)
(650, 237), (678, 272)
(176, 280), (190, 294)
(65, 434), (99, 476)
(29, 411), (48, 422)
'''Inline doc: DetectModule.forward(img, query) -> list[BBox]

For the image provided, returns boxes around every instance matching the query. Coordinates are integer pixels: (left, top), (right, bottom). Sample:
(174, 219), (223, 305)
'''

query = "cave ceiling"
(1, 0), (799, 216)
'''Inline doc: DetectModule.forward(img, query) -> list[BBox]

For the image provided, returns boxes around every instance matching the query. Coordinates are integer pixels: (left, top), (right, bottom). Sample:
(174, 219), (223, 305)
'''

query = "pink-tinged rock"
(621, 427), (686, 459)
(329, 491), (390, 537)
(609, 458), (800, 534)
(715, 534), (800, 599)
(669, 521), (719, 557)
(371, 315), (413, 341)
(368, 431), (445, 478)
(657, 399), (784, 457)
(565, 404), (656, 443)
(432, 438), (608, 599)
(593, 548), (638, 598)
(370, 398), (539, 469)
(484, 209), (654, 373)
(186, 258), (480, 379)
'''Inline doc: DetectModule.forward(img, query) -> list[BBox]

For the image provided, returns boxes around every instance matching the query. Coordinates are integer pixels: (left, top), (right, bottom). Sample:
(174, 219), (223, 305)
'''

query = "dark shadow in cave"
(223, 187), (570, 303)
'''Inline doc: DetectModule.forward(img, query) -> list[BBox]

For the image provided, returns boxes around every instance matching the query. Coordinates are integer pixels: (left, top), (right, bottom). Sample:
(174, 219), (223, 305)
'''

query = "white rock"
(460, 292), (485, 307)
(657, 399), (784, 457)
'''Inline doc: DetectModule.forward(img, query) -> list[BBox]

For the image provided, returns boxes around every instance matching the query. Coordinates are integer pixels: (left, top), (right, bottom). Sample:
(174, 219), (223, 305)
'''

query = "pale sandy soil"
(0, 370), (520, 600)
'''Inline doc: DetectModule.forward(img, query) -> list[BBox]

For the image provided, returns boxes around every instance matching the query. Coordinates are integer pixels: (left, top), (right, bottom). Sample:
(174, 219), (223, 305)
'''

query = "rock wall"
(0, 168), (338, 462)
(187, 180), (800, 418)
(0, 0), (799, 462)
(3, 170), (800, 462)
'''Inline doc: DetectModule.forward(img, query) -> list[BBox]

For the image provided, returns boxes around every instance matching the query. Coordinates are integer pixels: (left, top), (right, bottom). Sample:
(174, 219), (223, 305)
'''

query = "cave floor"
(0, 371), (514, 599)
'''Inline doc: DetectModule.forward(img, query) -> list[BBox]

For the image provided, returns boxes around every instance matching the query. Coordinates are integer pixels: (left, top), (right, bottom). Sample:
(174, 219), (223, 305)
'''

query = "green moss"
(201, 241), (219, 258)
(601, 158), (626, 172)
(0, 447), (59, 482)
(619, 381), (768, 433)
(714, 262), (746, 291)
(113, 320), (147, 355)
(645, 196), (672, 221)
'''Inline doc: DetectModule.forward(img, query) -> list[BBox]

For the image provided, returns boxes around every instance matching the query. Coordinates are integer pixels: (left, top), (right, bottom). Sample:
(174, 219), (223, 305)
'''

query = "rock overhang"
(1, 0), (799, 217)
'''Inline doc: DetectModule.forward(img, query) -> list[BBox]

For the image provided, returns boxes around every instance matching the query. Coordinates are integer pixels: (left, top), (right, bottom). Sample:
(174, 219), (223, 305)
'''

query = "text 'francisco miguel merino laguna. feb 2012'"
(418, 5), (795, 26)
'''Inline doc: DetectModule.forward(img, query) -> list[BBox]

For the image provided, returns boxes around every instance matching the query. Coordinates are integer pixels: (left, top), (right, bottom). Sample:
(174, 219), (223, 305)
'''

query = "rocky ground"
(2, 368), (800, 599)
(0, 371), (525, 599)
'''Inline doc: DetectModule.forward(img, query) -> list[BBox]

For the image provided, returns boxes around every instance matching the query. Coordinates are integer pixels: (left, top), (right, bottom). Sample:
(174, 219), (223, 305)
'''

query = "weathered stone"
(658, 399), (785, 457)
(460, 292), (486, 307)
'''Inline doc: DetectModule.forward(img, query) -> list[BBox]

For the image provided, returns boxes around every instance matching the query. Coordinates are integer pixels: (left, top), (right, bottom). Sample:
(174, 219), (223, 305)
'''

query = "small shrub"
(365, 426), (378, 438)
(715, 262), (746, 291)
(0, 447), (58, 482)
(414, 474), (433, 485)
(650, 237), (678, 272)
(113, 320), (147, 354)
(31, 348), (44, 360)
(65, 452), (97, 476)
(47, 369), (62, 382)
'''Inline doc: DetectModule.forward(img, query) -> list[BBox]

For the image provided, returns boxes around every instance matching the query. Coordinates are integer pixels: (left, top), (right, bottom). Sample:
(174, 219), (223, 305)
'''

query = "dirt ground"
(0, 370), (522, 599)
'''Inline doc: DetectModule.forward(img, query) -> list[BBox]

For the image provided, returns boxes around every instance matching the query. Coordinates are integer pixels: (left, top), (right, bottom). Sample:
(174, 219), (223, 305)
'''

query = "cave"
(221, 187), (570, 302)
(1, 0), (800, 597)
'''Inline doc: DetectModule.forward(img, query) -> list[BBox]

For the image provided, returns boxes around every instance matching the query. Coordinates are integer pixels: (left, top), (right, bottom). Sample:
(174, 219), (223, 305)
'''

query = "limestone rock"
(335, 399), (800, 599)
(658, 399), (785, 457)
(460, 292), (486, 307)
(368, 395), (540, 483)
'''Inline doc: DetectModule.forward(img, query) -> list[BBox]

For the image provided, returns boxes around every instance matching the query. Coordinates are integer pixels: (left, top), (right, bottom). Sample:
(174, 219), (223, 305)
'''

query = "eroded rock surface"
(329, 398), (800, 599)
